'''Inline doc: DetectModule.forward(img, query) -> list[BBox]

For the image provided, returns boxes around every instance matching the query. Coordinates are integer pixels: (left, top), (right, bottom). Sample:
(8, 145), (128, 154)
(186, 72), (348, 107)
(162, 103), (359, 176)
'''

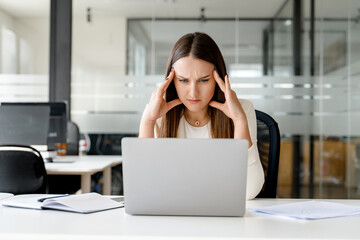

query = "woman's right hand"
(142, 69), (182, 123)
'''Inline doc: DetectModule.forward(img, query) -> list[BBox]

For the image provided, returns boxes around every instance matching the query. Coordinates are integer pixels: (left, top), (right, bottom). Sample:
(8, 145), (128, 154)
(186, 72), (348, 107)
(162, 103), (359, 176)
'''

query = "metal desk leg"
(292, 135), (301, 198)
(103, 166), (111, 195)
(309, 135), (315, 198)
(81, 173), (91, 193)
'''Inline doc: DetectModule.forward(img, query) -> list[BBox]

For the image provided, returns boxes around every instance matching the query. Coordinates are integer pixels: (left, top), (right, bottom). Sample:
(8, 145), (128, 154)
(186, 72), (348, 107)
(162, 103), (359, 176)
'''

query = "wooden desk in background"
(45, 155), (122, 195)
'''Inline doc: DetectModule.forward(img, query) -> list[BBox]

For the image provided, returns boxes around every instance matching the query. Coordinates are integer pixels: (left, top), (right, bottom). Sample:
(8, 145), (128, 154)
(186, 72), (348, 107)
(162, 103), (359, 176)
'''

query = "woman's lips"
(188, 99), (201, 104)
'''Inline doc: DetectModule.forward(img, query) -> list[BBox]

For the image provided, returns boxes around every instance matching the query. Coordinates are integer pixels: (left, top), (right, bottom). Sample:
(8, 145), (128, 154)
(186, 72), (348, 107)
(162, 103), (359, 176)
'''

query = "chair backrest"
(66, 121), (80, 155)
(255, 110), (280, 198)
(0, 145), (48, 194)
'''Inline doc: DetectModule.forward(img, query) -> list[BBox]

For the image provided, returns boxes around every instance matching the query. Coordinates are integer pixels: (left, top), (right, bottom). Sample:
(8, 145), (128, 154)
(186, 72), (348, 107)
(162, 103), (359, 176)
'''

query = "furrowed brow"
(177, 74), (211, 80)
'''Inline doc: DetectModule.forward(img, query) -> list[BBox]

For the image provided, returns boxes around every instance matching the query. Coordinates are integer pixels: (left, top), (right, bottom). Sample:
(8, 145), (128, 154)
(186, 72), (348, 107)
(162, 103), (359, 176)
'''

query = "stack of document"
(250, 200), (360, 220)
(1, 192), (124, 214)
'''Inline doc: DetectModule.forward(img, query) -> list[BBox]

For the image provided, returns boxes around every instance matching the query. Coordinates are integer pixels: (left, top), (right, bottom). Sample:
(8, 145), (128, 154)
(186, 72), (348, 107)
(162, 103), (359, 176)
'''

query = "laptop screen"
(0, 105), (50, 146)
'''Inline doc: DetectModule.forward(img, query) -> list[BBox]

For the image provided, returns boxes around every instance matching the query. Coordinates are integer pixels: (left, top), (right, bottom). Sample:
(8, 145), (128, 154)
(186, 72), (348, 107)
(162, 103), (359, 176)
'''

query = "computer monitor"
(0, 102), (67, 151)
(0, 104), (50, 148)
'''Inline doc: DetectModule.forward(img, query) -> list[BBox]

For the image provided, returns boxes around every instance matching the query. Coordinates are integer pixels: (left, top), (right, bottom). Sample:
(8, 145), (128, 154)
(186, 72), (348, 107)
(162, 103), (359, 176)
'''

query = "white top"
(183, 119), (211, 138)
(148, 99), (265, 199)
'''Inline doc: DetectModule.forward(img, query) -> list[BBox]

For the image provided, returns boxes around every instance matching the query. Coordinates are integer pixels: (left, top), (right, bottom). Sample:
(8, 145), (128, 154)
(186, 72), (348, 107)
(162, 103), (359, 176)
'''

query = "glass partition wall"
(1, 0), (358, 199)
(0, 0), (49, 102)
(127, 20), (266, 77)
(312, 0), (360, 198)
(70, 0), (360, 198)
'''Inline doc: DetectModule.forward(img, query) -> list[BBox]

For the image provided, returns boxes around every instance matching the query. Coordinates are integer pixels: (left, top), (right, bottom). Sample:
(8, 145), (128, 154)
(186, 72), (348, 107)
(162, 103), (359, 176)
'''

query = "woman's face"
(173, 56), (216, 114)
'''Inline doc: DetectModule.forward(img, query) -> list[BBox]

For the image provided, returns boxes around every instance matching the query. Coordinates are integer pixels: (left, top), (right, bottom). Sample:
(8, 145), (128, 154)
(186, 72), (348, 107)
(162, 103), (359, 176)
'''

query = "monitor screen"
(0, 105), (50, 146)
(0, 102), (67, 151)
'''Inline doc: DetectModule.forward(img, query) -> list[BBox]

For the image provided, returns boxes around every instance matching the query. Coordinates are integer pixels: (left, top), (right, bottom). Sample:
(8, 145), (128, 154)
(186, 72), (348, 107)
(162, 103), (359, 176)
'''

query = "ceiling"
(0, 0), (358, 19)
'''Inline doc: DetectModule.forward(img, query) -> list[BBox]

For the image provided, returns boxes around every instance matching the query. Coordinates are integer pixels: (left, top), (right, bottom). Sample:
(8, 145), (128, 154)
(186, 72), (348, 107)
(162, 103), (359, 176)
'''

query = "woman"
(139, 32), (264, 199)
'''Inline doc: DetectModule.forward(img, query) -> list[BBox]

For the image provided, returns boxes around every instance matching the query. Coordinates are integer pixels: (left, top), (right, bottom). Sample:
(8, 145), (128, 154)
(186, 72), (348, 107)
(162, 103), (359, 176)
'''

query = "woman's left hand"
(209, 70), (246, 124)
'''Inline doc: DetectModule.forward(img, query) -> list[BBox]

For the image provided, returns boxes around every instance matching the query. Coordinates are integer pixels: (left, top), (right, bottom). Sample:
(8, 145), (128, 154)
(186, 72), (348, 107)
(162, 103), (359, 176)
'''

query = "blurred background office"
(0, 0), (359, 199)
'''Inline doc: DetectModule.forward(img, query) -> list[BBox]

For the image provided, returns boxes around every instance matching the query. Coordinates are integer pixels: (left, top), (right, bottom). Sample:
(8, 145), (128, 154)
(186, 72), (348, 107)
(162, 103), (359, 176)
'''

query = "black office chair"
(66, 121), (80, 155)
(255, 110), (280, 198)
(48, 121), (81, 194)
(0, 145), (48, 194)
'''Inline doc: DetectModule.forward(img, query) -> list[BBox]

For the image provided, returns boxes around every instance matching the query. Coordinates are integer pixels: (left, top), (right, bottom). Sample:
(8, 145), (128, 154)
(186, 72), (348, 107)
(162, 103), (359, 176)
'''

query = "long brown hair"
(159, 32), (234, 138)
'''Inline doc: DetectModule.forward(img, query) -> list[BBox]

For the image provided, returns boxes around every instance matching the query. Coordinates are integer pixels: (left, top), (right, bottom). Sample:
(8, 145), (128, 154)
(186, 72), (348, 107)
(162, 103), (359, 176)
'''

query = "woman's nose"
(189, 82), (198, 97)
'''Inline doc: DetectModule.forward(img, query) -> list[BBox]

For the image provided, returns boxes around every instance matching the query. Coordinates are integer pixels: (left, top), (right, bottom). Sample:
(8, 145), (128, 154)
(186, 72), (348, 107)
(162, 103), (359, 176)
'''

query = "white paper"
(250, 200), (360, 220)
(0, 193), (14, 201)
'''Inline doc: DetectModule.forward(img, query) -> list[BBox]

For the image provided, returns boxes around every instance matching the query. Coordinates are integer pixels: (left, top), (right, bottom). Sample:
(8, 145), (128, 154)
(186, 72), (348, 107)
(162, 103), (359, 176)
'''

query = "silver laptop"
(122, 138), (248, 217)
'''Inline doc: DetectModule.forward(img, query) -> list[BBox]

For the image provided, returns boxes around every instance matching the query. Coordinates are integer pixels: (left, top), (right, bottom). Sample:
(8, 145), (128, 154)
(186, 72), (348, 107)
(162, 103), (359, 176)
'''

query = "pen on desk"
(37, 194), (70, 202)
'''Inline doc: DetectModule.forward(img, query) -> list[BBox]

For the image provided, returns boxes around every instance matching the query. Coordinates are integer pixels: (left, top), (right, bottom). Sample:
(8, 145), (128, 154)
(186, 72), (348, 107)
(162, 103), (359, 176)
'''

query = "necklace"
(184, 111), (210, 127)
(185, 114), (209, 127)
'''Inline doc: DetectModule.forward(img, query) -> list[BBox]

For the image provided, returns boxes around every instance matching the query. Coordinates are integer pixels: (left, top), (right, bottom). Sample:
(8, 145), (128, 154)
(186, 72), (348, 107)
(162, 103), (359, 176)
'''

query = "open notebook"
(0, 193), (14, 201)
(1, 192), (124, 213)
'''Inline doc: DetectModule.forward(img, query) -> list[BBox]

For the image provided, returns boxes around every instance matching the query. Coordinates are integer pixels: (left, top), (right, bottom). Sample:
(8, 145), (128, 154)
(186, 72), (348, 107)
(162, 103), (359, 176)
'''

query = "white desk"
(45, 155), (122, 195)
(0, 198), (359, 239)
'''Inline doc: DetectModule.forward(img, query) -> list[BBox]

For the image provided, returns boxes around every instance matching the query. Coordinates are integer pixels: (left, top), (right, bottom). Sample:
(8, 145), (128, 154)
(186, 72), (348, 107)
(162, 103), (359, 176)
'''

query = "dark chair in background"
(255, 110), (281, 198)
(66, 121), (80, 155)
(0, 145), (48, 194)
(48, 121), (81, 194)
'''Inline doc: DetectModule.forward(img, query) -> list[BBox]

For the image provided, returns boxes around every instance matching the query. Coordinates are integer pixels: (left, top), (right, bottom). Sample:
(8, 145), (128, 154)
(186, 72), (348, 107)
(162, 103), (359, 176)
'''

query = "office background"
(0, 0), (359, 199)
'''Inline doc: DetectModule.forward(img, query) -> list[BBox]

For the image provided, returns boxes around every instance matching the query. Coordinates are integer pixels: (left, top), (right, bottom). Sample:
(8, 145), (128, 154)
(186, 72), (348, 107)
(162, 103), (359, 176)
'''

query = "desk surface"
(45, 155), (122, 175)
(0, 198), (359, 239)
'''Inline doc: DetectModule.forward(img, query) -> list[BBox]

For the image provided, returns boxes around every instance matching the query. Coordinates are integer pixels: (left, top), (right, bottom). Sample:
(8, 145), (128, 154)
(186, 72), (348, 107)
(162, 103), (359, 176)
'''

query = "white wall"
(0, 8), (48, 74)
(0, 7), (128, 77)
(0, 8), (15, 73)
(72, 15), (127, 79)
(14, 17), (49, 74)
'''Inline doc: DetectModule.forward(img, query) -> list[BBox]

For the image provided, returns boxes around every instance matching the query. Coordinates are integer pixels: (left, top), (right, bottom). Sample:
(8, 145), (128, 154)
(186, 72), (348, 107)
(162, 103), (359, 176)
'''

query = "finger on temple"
(162, 69), (175, 90)
(225, 75), (231, 92)
(213, 70), (226, 92)
(165, 67), (174, 80)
